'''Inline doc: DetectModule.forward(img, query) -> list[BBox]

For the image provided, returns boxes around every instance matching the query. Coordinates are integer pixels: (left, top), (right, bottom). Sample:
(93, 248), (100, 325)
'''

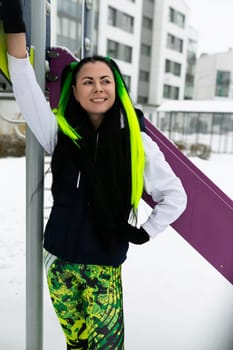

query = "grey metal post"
(81, 0), (94, 59)
(26, 0), (46, 349)
(81, 0), (85, 59)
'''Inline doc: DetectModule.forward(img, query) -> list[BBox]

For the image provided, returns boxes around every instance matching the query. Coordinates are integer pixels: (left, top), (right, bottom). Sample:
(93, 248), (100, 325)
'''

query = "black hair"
(60, 55), (123, 129)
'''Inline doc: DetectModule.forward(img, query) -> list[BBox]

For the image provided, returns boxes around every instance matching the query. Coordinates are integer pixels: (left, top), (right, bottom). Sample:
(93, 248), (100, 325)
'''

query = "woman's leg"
(81, 265), (124, 349)
(47, 259), (89, 350)
(46, 259), (124, 349)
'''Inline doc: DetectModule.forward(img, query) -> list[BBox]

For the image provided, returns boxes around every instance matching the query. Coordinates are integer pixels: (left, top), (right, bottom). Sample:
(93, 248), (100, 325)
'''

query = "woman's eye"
(82, 79), (112, 85)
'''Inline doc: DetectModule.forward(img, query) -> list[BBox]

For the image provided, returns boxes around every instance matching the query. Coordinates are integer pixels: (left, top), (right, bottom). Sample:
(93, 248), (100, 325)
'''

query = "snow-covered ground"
(1, 153), (233, 350)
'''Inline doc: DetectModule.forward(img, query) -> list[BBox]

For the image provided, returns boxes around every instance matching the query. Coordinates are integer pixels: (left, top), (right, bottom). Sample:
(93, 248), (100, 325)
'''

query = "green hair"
(54, 57), (145, 210)
(105, 57), (145, 211)
(53, 61), (82, 146)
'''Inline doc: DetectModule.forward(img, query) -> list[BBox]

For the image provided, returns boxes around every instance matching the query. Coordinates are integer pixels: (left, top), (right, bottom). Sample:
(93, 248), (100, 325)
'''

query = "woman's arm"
(8, 53), (58, 154)
(6, 34), (58, 154)
(2, 1), (58, 153)
(6, 33), (27, 58)
(141, 132), (187, 238)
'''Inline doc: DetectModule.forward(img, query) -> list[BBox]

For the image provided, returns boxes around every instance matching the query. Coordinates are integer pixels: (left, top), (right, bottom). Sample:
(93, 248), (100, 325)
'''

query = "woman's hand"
(118, 222), (150, 245)
(1, 0), (26, 33)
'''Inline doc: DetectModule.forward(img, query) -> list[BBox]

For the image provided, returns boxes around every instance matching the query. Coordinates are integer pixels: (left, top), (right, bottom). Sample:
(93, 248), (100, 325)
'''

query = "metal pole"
(84, 0), (94, 57)
(26, 0), (46, 349)
(81, 0), (86, 59)
(81, 0), (94, 59)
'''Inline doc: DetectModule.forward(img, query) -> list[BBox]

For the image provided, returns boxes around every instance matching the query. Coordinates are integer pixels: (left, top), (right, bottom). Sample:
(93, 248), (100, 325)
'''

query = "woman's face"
(73, 61), (116, 128)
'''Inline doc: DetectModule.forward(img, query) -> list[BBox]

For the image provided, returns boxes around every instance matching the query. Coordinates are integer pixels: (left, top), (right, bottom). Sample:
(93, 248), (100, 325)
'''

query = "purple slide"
(46, 47), (233, 284)
(144, 119), (233, 284)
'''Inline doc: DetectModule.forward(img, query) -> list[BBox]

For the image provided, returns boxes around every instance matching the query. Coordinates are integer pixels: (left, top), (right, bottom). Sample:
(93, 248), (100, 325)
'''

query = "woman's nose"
(93, 81), (103, 92)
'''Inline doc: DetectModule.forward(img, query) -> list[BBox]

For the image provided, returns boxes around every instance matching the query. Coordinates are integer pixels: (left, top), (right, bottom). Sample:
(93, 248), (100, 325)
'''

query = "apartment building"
(52, 0), (197, 109)
(194, 49), (233, 100)
(137, 0), (198, 122)
(142, 0), (193, 106)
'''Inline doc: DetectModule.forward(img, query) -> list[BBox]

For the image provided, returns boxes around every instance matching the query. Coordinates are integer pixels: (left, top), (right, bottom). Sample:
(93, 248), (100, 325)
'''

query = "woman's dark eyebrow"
(81, 76), (93, 80)
(100, 75), (112, 79)
(81, 75), (112, 80)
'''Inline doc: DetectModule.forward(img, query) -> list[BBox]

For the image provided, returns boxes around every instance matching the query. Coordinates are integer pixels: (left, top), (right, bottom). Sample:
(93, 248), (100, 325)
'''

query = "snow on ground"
(0, 153), (233, 350)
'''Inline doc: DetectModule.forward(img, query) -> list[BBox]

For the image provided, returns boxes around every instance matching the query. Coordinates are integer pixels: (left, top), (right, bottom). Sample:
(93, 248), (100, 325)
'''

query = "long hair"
(53, 55), (145, 211)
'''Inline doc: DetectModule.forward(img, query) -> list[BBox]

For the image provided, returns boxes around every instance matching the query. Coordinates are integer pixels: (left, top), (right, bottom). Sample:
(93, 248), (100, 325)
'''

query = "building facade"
(194, 50), (233, 100)
(51, 0), (198, 110)
(140, 0), (191, 107)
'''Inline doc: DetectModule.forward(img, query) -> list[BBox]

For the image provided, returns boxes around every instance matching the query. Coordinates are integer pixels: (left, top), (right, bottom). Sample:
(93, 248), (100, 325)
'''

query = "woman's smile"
(91, 97), (108, 103)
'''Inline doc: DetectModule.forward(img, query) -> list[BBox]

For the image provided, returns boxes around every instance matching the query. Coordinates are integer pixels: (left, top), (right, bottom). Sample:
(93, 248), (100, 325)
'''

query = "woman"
(3, 1), (187, 349)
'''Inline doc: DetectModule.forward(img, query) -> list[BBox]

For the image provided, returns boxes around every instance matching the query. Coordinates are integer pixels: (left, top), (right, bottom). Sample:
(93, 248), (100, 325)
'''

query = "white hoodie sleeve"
(141, 132), (187, 238)
(7, 53), (57, 154)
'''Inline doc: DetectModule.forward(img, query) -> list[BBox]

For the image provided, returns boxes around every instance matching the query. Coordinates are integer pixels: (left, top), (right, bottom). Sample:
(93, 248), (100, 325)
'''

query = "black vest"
(43, 133), (129, 266)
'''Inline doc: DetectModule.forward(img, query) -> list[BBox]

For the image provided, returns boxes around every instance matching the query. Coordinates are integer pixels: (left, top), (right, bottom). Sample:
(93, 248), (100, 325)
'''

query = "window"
(215, 70), (231, 97)
(69, 20), (76, 39)
(187, 51), (196, 65)
(57, 17), (77, 39)
(108, 7), (134, 33)
(107, 40), (119, 59)
(57, 0), (79, 18)
(188, 39), (197, 53)
(165, 59), (181, 76)
(107, 40), (133, 63)
(185, 74), (194, 84)
(124, 45), (132, 63)
(167, 33), (183, 53)
(123, 75), (131, 90)
(163, 84), (179, 99)
(108, 7), (117, 27)
(121, 13), (134, 33)
(169, 7), (185, 28)
(142, 16), (153, 30)
(139, 70), (150, 82)
(138, 96), (148, 104)
(141, 43), (151, 56)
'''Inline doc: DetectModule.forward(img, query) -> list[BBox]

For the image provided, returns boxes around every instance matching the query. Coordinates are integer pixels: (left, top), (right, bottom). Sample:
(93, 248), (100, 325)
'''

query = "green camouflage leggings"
(47, 258), (124, 350)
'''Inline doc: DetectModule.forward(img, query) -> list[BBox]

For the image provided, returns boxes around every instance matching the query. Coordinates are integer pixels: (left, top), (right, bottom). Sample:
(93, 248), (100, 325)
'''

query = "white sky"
(185, 0), (233, 56)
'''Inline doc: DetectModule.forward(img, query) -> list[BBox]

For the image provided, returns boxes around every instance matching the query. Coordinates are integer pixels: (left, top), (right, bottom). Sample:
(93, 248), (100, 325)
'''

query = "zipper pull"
(94, 131), (99, 161)
(76, 171), (81, 188)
